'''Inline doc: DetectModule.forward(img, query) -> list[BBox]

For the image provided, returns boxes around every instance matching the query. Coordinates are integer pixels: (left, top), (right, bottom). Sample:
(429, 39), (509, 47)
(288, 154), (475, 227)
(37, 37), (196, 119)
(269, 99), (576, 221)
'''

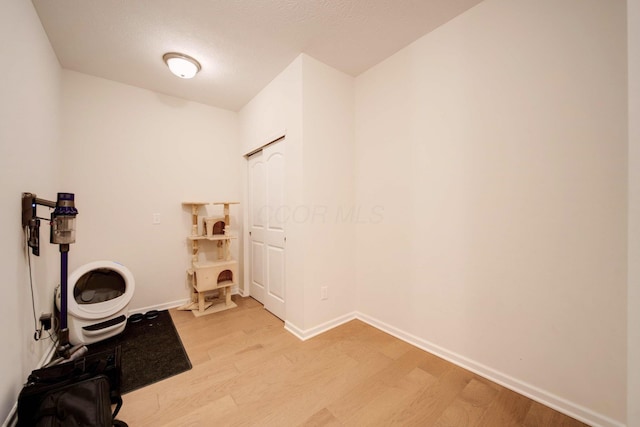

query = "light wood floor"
(118, 297), (587, 426)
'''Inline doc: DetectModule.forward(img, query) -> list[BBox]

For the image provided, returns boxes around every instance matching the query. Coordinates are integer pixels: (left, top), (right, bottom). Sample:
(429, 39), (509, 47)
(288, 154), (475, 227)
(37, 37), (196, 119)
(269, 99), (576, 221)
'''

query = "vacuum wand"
(51, 193), (78, 358)
(57, 245), (71, 355)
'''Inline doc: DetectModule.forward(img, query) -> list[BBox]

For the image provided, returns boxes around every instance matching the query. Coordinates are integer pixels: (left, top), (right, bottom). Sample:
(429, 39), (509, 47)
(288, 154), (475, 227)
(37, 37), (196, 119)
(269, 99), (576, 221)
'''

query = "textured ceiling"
(32, 0), (483, 111)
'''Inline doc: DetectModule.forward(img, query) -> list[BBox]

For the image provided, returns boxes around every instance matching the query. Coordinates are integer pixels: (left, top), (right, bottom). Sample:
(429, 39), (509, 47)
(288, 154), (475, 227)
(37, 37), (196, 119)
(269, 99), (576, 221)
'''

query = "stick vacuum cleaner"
(22, 192), (87, 363)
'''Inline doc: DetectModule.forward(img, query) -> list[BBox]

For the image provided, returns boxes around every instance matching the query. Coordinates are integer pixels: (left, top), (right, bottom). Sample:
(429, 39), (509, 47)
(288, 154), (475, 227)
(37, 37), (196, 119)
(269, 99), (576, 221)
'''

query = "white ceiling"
(32, 0), (483, 111)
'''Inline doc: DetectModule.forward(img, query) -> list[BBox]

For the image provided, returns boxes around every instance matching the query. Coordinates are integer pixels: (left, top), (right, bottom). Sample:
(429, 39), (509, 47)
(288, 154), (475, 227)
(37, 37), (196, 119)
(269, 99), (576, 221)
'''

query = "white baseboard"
(284, 312), (357, 341)
(2, 402), (17, 427)
(355, 312), (625, 427)
(128, 290), (245, 317)
(128, 298), (190, 316)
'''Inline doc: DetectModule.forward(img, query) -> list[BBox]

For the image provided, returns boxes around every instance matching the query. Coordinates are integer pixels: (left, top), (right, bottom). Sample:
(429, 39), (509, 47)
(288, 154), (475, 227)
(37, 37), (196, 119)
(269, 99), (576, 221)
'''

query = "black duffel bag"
(17, 347), (127, 427)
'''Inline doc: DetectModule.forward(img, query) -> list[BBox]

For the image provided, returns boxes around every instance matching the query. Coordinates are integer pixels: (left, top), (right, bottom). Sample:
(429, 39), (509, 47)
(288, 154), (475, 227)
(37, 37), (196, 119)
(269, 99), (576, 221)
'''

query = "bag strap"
(111, 394), (123, 418)
(110, 396), (128, 427)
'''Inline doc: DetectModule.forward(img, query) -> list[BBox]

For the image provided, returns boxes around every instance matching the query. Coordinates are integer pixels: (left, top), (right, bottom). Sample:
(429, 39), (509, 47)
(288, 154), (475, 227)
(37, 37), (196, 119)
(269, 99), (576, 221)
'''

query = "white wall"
(60, 71), (241, 312)
(239, 57), (302, 157)
(301, 55), (356, 329)
(1, 1), (632, 424)
(628, 0), (640, 425)
(240, 55), (357, 333)
(0, 0), (62, 421)
(355, 0), (627, 425)
(240, 56), (306, 328)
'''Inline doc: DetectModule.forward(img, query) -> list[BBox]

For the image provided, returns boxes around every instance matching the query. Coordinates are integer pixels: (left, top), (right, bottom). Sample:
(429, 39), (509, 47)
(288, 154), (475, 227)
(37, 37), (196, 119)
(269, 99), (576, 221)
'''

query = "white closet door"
(248, 140), (286, 319)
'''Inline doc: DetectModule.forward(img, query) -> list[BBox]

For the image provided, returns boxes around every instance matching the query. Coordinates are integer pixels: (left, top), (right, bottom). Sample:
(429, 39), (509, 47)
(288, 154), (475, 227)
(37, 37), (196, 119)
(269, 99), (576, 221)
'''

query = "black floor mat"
(86, 310), (192, 393)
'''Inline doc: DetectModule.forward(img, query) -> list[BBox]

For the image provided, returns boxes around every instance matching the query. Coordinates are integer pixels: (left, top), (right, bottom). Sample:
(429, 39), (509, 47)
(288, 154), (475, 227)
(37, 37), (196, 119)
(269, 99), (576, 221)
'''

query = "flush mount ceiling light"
(162, 52), (201, 79)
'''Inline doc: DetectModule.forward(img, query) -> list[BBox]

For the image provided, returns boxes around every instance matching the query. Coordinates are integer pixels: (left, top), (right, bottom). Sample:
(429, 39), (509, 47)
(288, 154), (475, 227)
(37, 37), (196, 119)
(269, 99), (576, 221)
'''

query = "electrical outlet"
(152, 213), (161, 224)
(39, 313), (52, 331)
(321, 286), (328, 300)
